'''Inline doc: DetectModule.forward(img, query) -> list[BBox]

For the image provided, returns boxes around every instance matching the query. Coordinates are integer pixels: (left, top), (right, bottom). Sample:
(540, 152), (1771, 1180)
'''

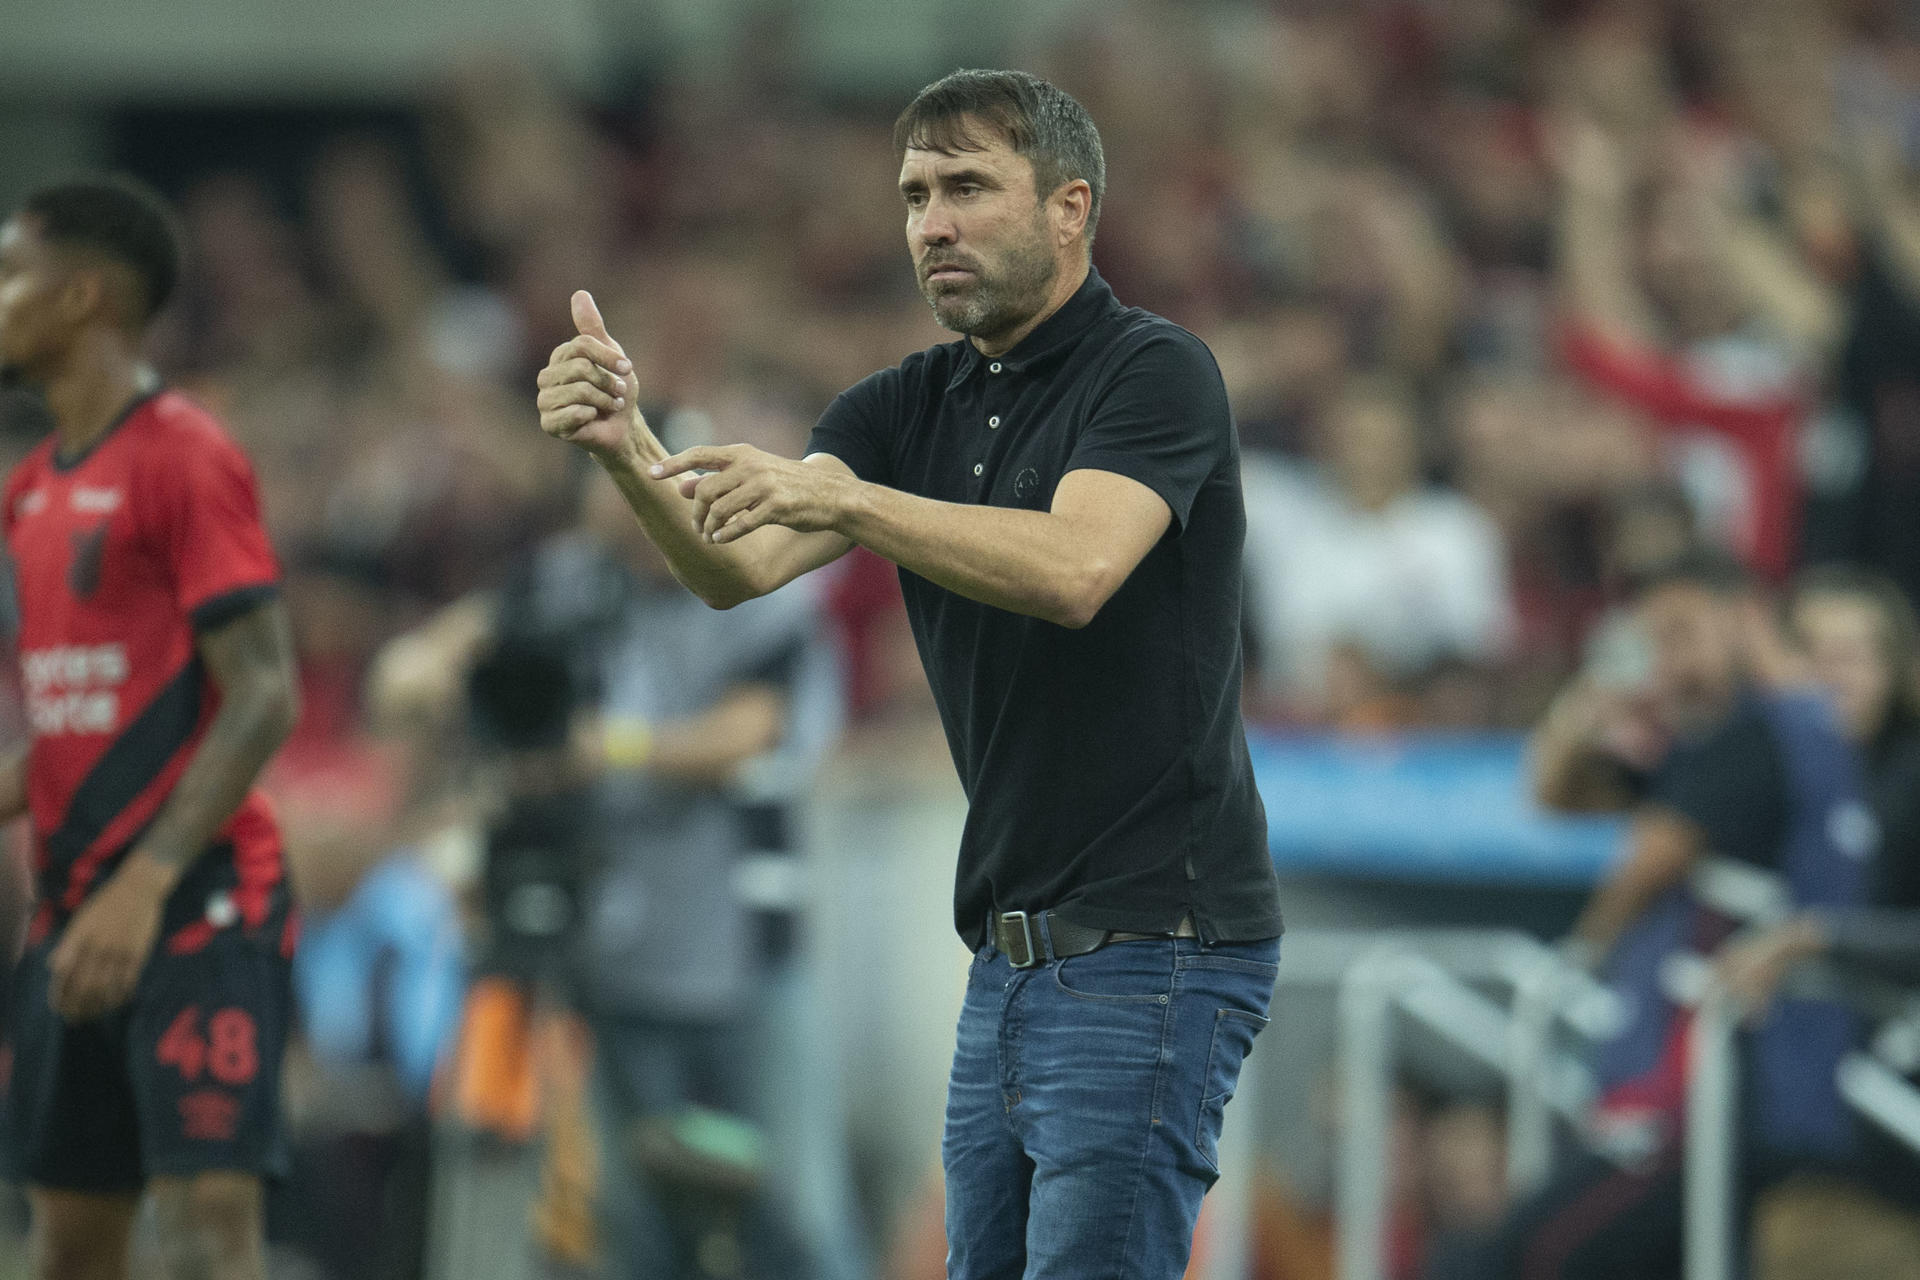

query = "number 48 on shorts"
(2, 921), (293, 1189)
(157, 1006), (259, 1087)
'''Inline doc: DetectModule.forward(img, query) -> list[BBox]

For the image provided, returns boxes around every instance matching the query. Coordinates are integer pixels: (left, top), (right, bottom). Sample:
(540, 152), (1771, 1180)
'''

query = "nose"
(915, 195), (957, 248)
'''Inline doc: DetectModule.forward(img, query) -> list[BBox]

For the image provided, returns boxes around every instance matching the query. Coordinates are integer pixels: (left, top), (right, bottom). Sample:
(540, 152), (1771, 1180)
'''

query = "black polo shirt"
(807, 267), (1283, 949)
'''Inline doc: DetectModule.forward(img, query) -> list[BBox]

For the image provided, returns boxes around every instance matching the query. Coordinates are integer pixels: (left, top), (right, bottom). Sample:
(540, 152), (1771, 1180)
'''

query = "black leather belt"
(989, 909), (1197, 969)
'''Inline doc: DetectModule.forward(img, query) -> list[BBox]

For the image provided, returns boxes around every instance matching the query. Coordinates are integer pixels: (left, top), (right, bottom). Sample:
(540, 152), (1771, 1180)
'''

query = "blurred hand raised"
(535, 290), (645, 464)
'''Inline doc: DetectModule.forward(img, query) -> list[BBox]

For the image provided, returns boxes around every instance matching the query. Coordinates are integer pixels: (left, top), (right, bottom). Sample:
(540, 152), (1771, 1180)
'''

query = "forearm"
(1720, 217), (1842, 358)
(0, 750), (26, 825)
(1557, 188), (1657, 347)
(601, 687), (785, 786)
(1573, 871), (1667, 956)
(124, 682), (296, 888)
(1530, 733), (1625, 814)
(1529, 695), (1633, 813)
(1573, 820), (1699, 955)
(837, 481), (1110, 628)
(606, 428), (849, 609)
(597, 438), (767, 604)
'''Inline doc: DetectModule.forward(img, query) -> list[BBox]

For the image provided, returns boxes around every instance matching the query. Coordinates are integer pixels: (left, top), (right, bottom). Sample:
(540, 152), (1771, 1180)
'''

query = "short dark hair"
(894, 69), (1106, 244)
(18, 176), (182, 325)
(1629, 544), (1756, 603)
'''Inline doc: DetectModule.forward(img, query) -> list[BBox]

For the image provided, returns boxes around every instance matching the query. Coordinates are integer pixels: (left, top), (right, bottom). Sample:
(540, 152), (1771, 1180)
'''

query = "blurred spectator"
(1547, 102), (1831, 581)
(1715, 565), (1920, 1209)
(1242, 376), (1514, 724)
(1437, 549), (1873, 1278)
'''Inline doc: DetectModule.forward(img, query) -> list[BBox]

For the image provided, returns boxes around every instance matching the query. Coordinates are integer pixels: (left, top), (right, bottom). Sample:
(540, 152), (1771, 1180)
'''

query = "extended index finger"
(650, 446), (739, 479)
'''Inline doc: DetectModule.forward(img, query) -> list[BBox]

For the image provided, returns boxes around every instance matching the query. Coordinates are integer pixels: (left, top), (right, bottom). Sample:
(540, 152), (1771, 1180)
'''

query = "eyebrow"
(899, 167), (999, 196)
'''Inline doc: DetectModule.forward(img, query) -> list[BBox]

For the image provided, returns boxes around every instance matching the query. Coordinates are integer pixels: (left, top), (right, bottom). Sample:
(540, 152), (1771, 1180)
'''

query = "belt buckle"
(1001, 910), (1038, 969)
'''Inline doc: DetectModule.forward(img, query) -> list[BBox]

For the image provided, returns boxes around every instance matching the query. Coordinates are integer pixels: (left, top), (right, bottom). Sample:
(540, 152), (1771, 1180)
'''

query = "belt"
(989, 908), (1197, 969)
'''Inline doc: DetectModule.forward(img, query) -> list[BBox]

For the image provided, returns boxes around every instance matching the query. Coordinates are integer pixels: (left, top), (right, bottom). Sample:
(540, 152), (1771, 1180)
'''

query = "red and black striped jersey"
(3, 389), (285, 931)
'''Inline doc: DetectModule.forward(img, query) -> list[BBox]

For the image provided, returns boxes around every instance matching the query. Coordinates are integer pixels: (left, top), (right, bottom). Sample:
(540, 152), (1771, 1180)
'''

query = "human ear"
(58, 268), (111, 328)
(1053, 179), (1092, 247)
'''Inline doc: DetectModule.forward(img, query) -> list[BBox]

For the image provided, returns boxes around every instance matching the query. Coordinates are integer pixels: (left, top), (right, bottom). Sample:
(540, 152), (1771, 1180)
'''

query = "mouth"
(923, 264), (974, 285)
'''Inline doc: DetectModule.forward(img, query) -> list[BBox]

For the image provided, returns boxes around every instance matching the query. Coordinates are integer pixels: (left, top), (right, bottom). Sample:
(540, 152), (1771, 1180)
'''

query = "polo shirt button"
(988, 416), (1001, 429)
(989, 362), (1002, 374)
(973, 463), (984, 476)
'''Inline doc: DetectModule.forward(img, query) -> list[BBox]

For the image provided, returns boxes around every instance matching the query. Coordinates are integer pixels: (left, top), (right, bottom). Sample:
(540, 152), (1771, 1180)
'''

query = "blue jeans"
(943, 928), (1280, 1280)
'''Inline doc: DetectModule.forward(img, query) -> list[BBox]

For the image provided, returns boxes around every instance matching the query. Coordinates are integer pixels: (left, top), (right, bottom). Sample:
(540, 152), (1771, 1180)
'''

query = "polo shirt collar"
(946, 266), (1119, 389)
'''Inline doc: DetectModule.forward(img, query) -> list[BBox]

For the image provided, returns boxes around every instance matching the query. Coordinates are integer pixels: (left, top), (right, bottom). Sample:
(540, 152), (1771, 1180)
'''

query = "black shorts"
(1, 896), (294, 1192)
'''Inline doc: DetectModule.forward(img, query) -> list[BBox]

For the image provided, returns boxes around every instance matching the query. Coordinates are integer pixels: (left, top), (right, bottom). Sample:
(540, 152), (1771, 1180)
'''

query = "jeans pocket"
(1196, 1008), (1269, 1172)
(1052, 942), (1176, 1002)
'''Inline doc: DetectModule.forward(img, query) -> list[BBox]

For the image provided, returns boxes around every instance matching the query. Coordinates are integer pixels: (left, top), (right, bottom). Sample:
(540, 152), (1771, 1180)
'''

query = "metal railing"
(1678, 963), (1920, 1280)
(1203, 869), (1920, 1280)
(1671, 857), (1920, 1280)
(1329, 933), (1621, 1280)
(1190, 929), (1618, 1280)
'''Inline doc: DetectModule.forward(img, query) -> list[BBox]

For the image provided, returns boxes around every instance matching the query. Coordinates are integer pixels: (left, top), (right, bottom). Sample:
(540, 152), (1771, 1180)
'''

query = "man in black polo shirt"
(534, 68), (1283, 1279)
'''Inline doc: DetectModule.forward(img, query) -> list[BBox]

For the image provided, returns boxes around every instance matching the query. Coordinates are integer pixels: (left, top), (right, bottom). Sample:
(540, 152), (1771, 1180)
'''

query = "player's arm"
(578, 683), (787, 787)
(0, 749), (27, 824)
(1567, 808), (1702, 959)
(656, 449), (1169, 629)
(365, 591), (498, 728)
(127, 600), (300, 879)
(49, 600), (298, 1021)
(538, 292), (851, 608)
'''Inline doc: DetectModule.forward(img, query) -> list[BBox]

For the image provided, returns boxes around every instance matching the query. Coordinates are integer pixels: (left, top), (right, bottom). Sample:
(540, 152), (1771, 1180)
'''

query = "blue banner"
(1250, 732), (1625, 886)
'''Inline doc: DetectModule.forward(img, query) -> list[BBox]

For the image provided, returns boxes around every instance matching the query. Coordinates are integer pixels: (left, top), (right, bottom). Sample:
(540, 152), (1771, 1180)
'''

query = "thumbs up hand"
(536, 290), (645, 464)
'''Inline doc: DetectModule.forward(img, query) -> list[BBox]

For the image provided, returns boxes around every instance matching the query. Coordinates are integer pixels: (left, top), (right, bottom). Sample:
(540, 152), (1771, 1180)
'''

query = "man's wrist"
(601, 716), (655, 770)
(830, 472), (876, 542)
(593, 432), (651, 478)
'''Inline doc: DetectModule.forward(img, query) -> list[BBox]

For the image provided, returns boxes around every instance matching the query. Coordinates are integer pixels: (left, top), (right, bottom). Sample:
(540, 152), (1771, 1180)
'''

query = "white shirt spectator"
(1241, 450), (1515, 702)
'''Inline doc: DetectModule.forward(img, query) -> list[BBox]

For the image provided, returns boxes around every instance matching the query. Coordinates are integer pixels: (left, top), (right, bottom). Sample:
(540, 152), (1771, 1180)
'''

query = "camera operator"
(374, 467), (841, 1279)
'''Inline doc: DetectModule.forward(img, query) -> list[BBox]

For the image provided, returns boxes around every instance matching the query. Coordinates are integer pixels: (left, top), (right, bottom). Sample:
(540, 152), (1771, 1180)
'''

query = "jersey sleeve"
(1066, 329), (1229, 532)
(142, 429), (281, 630)
(806, 366), (900, 488)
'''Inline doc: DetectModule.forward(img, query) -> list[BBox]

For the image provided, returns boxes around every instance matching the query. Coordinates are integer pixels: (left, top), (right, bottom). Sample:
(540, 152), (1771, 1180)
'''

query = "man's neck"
(42, 330), (149, 459)
(970, 258), (1091, 359)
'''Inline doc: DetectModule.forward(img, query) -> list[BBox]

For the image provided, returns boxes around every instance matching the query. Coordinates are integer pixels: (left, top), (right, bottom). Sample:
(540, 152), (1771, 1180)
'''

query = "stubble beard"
(920, 222), (1058, 345)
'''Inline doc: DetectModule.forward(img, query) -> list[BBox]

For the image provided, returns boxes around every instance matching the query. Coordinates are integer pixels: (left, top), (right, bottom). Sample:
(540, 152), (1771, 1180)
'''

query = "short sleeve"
(807, 366), (900, 488)
(1066, 330), (1229, 531)
(144, 431), (281, 630)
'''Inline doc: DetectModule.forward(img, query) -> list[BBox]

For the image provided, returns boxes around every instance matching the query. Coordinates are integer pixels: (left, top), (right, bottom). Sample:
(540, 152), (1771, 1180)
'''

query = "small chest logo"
(70, 486), (124, 514)
(68, 522), (109, 598)
(1013, 468), (1042, 501)
(13, 490), (46, 520)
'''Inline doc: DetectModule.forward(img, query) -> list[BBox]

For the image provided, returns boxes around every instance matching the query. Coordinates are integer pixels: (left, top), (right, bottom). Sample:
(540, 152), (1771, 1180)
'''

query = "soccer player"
(538, 70), (1283, 1279)
(0, 177), (300, 1280)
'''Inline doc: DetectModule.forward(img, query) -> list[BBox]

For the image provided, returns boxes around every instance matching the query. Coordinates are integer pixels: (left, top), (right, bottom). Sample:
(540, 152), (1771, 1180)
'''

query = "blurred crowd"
(22, 0), (1920, 740)
(9, 0), (1920, 1276)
